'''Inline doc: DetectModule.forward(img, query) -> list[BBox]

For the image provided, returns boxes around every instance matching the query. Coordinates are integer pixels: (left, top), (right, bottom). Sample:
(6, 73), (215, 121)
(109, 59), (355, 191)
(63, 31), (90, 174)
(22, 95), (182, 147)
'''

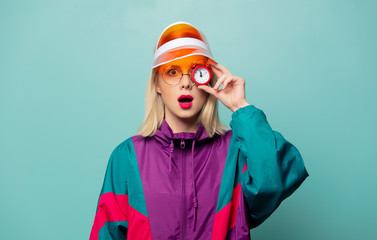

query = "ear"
(155, 70), (161, 94)
(156, 83), (161, 94)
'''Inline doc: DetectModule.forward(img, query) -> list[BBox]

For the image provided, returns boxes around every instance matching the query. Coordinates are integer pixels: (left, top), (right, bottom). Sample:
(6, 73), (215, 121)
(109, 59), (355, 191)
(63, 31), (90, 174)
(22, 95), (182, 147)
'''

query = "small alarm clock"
(191, 63), (212, 85)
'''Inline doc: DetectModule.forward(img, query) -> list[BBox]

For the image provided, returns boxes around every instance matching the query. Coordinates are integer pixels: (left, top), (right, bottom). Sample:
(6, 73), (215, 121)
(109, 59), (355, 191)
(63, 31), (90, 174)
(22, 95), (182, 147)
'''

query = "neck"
(165, 112), (199, 134)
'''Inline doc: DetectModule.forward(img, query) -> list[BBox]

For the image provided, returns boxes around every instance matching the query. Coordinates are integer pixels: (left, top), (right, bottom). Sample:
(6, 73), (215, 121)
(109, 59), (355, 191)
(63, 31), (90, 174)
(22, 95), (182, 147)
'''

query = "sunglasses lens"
(162, 66), (182, 85)
(160, 59), (210, 85)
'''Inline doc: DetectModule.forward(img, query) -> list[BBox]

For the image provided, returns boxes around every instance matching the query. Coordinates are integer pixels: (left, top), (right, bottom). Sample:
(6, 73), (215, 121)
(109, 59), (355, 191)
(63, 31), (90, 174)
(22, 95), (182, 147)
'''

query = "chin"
(176, 110), (200, 120)
(178, 113), (197, 120)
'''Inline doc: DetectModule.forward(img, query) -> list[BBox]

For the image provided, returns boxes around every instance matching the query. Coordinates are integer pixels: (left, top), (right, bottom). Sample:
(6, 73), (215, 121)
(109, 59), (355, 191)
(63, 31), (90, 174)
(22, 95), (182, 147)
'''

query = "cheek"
(197, 91), (209, 105)
(159, 87), (176, 104)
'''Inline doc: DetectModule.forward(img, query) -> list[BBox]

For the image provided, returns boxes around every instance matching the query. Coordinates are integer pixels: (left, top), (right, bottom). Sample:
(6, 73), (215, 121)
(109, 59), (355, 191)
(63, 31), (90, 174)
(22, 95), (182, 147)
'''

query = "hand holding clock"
(198, 61), (250, 113)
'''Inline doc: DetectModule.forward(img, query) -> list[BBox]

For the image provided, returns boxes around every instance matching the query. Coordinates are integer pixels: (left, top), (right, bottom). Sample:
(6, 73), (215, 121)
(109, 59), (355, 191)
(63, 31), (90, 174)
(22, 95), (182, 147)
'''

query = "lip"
(178, 95), (193, 109)
(178, 95), (193, 101)
(179, 102), (192, 109)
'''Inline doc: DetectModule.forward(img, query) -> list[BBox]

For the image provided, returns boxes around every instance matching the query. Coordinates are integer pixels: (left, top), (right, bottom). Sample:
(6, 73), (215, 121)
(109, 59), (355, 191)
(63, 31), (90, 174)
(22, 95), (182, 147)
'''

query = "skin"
(156, 55), (250, 133)
(156, 55), (209, 133)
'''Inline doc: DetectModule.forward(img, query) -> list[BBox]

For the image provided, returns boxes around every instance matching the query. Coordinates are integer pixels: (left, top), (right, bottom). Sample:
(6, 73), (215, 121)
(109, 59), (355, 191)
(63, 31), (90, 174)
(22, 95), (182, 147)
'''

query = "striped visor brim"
(152, 37), (216, 69)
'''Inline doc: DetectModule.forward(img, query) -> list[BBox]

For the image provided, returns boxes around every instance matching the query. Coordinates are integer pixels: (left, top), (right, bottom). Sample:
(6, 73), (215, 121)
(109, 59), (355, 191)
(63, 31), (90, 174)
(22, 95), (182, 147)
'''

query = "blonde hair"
(135, 66), (228, 138)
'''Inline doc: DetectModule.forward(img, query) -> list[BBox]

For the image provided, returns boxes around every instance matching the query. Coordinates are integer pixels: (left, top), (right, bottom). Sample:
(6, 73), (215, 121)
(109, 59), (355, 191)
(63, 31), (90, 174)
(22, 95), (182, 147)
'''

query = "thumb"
(198, 85), (219, 97)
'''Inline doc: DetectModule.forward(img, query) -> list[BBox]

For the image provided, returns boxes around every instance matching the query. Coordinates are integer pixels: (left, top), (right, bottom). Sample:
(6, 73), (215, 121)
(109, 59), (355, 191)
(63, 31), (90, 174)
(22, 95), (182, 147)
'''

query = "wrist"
(231, 100), (250, 112)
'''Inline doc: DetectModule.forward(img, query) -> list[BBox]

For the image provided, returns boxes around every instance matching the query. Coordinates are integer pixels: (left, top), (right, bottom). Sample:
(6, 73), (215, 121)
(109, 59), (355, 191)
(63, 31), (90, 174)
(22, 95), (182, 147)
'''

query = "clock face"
(193, 67), (210, 84)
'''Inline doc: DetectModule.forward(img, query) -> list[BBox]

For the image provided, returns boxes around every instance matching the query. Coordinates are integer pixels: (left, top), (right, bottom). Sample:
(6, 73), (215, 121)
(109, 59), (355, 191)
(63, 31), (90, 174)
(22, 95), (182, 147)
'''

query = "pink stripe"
(89, 192), (129, 240)
(128, 205), (153, 239)
(212, 200), (231, 239)
(242, 162), (247, 174)
(229, 183), (241, 229)
(212, 183), (242, 239)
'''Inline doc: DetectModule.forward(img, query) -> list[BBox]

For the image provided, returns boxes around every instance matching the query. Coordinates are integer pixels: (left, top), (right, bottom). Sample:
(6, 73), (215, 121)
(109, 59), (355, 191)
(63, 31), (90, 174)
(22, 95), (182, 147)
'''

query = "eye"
(166, 68), (179, 76)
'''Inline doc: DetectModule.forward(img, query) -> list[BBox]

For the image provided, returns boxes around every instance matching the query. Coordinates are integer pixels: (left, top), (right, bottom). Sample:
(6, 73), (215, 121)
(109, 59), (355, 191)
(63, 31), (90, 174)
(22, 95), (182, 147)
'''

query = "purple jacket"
(90, 104), (309, 239)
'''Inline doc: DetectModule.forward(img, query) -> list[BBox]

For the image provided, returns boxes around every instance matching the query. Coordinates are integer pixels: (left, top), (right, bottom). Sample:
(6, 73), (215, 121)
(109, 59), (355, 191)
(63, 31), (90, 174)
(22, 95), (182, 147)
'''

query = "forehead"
(158, 55), (208, 71)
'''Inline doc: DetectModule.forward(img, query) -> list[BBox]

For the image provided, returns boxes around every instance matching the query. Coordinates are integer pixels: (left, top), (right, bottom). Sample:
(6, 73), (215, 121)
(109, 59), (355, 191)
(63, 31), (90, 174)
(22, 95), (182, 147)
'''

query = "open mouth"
(178, 95), (193, 103)
(178, 98), (193, 103)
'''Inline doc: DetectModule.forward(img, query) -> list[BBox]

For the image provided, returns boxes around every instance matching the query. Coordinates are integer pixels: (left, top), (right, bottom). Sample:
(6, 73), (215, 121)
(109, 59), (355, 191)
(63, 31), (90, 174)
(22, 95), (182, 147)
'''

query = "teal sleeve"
(90, 142), (129, 240)
(230, 104), (309, 229)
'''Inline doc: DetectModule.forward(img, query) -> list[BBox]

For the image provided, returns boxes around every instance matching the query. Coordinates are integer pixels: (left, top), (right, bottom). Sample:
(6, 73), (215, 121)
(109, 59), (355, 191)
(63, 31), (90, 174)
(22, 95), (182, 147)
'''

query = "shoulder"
(110, 135), (139, 156)
(112, 134), (153, 153)
(130, 134), (150, 144)
(107, 135), (146, 165)
(219, 129), (233, 139)
(114, 136), (133, 150)
(213, 129), (233, 148)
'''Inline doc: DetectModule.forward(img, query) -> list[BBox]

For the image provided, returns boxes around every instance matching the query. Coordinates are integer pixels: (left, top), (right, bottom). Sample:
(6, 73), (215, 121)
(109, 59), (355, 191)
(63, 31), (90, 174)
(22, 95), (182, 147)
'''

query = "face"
(156, 55), (210, 123)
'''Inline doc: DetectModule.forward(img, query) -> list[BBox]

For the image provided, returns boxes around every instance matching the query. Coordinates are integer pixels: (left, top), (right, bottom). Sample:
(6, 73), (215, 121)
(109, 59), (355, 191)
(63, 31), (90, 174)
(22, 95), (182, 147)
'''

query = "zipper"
(181, 137), (185, 240)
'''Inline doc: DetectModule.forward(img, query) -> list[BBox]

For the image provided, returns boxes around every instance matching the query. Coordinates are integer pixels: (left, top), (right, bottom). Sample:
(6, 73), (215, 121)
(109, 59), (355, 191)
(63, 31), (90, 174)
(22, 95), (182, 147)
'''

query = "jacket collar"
(154, 119), (210, 144)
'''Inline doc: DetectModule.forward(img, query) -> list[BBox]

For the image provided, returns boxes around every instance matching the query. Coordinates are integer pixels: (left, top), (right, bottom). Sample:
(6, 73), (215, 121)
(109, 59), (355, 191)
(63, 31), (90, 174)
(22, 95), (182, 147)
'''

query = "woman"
(89, 21), (309, 240)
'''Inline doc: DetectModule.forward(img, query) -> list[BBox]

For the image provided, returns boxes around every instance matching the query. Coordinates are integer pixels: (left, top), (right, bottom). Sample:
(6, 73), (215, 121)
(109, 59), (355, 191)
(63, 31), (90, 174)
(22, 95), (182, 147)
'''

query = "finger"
(215, 64), (232, 76)
(198, 84), (219, 97)
(213, 75), (226, 89)
(210, 63), (223, 74)
(210, 65), (223, 79)
(207, 59), (219, 67)
(222, 76), (233, 90)
(209, 61), (222, 70)
(214, 74), (226, 90)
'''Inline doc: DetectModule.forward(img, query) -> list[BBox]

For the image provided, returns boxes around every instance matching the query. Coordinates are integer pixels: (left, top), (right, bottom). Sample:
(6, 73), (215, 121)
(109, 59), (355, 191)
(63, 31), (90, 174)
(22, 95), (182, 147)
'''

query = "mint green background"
(1, 0), (376, 239)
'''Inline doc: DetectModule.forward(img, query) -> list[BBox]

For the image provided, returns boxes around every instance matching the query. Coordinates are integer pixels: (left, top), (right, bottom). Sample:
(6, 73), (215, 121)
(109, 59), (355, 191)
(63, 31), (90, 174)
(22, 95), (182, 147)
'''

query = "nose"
(180, 73), (193, 89)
